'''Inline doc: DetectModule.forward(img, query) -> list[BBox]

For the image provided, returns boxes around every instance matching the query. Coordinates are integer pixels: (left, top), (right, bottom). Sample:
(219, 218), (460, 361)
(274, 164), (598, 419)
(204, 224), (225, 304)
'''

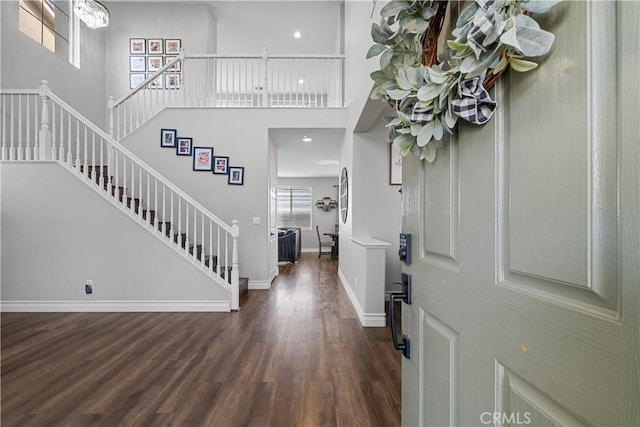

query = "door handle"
(389, 273), (412, 359)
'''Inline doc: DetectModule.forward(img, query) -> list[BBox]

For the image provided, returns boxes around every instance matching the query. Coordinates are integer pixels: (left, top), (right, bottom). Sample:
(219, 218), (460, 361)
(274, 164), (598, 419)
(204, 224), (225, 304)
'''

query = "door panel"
(401, 2), (638, 426)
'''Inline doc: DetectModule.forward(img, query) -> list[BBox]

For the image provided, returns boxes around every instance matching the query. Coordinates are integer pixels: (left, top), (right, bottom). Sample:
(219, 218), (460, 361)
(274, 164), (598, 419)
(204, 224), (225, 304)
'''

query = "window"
(277, 186), (312, 230)
(19, 0), (74, 63)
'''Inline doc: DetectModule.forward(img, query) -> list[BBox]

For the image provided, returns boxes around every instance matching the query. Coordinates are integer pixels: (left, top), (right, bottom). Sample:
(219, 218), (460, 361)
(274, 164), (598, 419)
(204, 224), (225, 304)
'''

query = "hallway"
(1, 253), (401, 426)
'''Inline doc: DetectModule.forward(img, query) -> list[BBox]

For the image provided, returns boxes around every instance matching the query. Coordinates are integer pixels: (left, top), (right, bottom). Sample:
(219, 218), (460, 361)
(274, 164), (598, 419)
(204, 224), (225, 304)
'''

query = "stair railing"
(108, 49), (345, 140)
(1, 81), (241, 310)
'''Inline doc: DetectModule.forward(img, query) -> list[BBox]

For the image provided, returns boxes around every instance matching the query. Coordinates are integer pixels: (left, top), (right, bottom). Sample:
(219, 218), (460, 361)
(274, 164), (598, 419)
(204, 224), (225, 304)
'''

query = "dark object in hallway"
(1, 253), (400, 426)
(278, 227), (301, 262)
(316, 225), (336, 258)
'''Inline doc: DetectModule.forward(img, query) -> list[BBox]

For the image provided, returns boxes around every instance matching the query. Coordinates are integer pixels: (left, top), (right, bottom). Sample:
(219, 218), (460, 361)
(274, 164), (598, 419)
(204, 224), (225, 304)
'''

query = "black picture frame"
(228, 167), (245, 185)
(129, 38), (146, 55)
(193, 147), (214, 171)
(212, 156), (229, 174)
(147, 74), (163, 89)
(165, 39), (182, 55)
(130, 56), (146, 72)
(148, 38), (163, 54)
(147, 56), (163, 72)
(160, 129), (177, 148)
(176, 137), (193, 156)
(165, 73), (181, 89)
(130, 73), (146, 89)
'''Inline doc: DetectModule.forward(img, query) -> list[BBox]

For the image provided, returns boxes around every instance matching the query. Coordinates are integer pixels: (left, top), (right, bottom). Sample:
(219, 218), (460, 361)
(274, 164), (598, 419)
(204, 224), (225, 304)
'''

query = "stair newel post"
(38, 80), (52, 160)
(231, 220), (240, 310)
(261, 48), (269, 107)
(107, 96), (115, 140)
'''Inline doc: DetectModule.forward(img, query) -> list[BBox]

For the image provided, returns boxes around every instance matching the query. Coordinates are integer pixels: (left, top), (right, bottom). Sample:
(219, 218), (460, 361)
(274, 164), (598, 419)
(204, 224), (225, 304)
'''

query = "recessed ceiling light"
(302, 135), (312, 143)
(298, 79), (304, 84)
(293, 31), (301, 39)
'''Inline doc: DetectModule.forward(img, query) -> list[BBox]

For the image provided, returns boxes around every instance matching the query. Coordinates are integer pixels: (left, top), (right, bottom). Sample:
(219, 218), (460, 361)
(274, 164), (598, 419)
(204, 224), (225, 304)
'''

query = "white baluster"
(230, 219), (240, 310)
(161, 185), (166, 236)
(193, 207), (197, 261)
(18, 95), (23, 160)
(83, 126), (88, 178)
(185, 204), (190, 255)
(9, 95), (15, 160)
(138, 167), (143, 219)
(38, 81), (52, 160)
(146, 171), (151, 225)
(209, 221), (213, 271)
(216, 225), (221, 276)
(75, 122), (80, 172)
(99, 138), (105, 188)
(201, 215), (205, 267)
(113, 150), (119, 199)
(91, 134), (96, 182)
(25, 94), (32, 160)
(108, 96), (115, 140)
(59, 106), (65, 161)
(1, 96), (6, 160)
(177, 197), (182, 248)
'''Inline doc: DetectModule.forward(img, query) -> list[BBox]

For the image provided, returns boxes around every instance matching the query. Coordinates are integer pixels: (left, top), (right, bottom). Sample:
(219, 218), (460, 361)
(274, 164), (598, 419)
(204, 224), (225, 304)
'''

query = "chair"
(316, 225), (335, 258)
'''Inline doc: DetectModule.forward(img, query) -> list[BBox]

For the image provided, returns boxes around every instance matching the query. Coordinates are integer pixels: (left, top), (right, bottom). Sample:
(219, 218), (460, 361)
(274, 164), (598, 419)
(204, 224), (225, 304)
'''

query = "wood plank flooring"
(1, 253), (401, 426)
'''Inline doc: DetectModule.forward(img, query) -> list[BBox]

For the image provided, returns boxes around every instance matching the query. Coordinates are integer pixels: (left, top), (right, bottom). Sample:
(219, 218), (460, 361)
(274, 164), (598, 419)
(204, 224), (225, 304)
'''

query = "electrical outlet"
(85, 280), (93, 294)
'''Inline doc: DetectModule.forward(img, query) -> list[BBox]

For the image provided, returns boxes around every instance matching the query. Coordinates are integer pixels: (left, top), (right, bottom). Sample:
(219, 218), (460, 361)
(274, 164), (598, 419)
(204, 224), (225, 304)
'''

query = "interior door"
(400, 2), (639, 426)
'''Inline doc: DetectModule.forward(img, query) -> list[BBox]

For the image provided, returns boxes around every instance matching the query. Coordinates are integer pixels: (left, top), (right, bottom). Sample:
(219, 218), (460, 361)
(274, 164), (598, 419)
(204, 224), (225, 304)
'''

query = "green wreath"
(368, 0), (561, 162)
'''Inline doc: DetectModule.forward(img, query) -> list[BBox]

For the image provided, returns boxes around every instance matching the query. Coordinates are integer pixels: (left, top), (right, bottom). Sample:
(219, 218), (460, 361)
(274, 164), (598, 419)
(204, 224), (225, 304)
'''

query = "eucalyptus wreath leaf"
(515, 26), (555, 57)
(500, 26), (522, 51)
(416, 120), (435, 147)
(380, 49), (394, 69)
(492, 55), (508, 74)
(521, 0), (562, 14)
(416, 18), (429, 34)
(410, 123), (422, 136)
(381, 1), (411, 17)
(387, 89), (412, 100)
(457, 2), (479, 28)
(510, 57), (538, 72)
(394, 133), (415, 152)
(422, 6), (437, 20)
(367, 44), (387, 59)
(417, 83), (445, 102)
(448, 40), (467, 51)
(427, 67), (449, 84)
(371, 23), (391, 45)
(401, 143), (414, 156)
(370, 70), (390, 84)
(444, 105), (459, 130)
(421, 143), (437, 162)
(433, 117), (444, 140)
(396, 127), (413, 134)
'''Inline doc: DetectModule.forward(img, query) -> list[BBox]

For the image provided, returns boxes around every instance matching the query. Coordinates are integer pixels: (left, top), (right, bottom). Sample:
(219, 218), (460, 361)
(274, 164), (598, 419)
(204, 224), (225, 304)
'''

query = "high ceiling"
(270, 128), (344, 178)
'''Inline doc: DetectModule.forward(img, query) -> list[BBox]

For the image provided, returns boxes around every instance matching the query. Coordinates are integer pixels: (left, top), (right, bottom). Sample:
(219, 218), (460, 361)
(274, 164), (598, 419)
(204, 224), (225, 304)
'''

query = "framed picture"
(160, 129), (177, 148)
(147, 74), (163, 89)
(167, 57), (181, 72)
(130, 56), (146, 72)
(165, 73), (181, 89)
(147, 56), (163, 72)
(390, 142), (402, 185)
(193, 147), (213, 171)
(212, 156), (229, 174)
(228, 166), (245, 185)
(176, 137), (193, 156)
(148, 38), (163, 54)
(130, 73), (146, 89)
(129, 38), (146, 55)
(165, 39), (181, 55)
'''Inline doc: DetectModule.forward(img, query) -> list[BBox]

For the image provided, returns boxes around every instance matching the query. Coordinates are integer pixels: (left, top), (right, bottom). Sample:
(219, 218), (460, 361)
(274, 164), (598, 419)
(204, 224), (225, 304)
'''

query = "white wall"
(104, 2), (216, 101)
(121, 107), (346, 284)
(1, 162), (229, 310)
(338, 0), (403, 318)
(209, 1), (342, 55)
(0, 1), (108, 127)
(278, 177), (339, 251)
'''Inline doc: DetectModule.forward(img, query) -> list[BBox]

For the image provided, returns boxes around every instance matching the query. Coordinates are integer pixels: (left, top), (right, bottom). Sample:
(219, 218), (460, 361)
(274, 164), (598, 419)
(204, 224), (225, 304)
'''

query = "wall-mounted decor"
(130, 73), (146, 89)
(228, 167), (245, 185)
(213, 156), (229, 174)
(316, 197), (338, 212)
(176, 137), (193, 156)
(390, 142), (402, 185)
(130, 38), (146, 55)
(165, 73), (181, 89)
(193, 147), (213, 171)
(160, 129), (177, 148)
(147, 56), (163, 72)
(339, 167), (348, 224)
(130, 56), (145, 72)
(147, 38), (163, 54)
(165, 39), (181, 55)
(167, 59), (181, 72)
(148, 75), (163, 89)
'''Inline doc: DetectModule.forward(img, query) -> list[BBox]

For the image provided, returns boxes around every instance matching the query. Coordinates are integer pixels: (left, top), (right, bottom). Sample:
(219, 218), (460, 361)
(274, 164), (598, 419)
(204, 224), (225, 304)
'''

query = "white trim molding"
(249, 280), (272, 290)
(338, 268), (386, 327)
(1, 300), (230, 312)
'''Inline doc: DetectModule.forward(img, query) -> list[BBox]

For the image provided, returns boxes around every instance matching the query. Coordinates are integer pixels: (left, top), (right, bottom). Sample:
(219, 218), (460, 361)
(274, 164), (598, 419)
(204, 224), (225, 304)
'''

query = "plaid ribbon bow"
(410, 103), (434, 124)
(451, 77), (497, 125)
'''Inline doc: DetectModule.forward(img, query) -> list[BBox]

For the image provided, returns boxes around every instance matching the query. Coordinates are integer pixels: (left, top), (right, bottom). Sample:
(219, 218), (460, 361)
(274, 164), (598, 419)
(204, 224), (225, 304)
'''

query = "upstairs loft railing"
(108, 50), (345, 140)
(1, 82), (241, 310)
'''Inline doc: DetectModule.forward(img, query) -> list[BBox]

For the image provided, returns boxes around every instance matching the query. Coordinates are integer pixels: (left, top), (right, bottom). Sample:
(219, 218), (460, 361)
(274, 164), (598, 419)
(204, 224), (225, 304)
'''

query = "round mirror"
(339, 167), (348, 224)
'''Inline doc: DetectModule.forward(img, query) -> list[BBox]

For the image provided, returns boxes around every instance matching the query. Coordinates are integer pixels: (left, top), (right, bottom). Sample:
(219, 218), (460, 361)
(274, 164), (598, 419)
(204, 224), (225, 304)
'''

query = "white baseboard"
(248, 280), (271, 290)
(1, 300), (230, 312)
(301, 248), (319, 253)
(337, 268), (386, 327)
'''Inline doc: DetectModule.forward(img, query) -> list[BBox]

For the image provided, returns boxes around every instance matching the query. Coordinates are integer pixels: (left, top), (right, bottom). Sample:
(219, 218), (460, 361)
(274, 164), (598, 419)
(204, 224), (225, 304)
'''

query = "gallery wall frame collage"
(161, 129), (245, 185)
(129, 38), (182, 90)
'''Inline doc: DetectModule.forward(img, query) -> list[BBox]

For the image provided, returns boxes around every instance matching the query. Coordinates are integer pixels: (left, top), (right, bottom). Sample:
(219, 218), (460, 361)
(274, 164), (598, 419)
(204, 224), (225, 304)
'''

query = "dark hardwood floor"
(1, 253), (401, 426)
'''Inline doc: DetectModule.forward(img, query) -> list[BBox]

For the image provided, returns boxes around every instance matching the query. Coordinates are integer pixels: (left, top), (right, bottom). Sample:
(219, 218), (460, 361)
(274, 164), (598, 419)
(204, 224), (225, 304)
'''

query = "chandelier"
(74, 0), (110, 29)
